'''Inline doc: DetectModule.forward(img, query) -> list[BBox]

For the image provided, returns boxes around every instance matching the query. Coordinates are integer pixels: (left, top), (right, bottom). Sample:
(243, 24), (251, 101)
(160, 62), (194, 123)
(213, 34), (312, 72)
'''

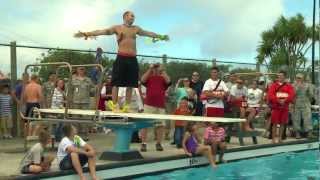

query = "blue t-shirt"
(175, 88), (188, 105)
(15, 84), (23, 100)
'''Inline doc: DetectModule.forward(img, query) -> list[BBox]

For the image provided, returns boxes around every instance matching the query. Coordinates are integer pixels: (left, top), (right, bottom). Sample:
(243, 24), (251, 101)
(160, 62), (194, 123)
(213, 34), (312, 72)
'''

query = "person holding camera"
(140, 64), (171, 152)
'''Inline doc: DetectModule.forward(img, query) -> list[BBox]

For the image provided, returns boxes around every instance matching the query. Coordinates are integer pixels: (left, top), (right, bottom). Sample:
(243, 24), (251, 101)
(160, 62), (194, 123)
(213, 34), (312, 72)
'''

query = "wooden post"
(10, 41), (18, 137)
(212, 58), (217, 67)
(162, 54), (167, 66)
(256, 63), (260, 72)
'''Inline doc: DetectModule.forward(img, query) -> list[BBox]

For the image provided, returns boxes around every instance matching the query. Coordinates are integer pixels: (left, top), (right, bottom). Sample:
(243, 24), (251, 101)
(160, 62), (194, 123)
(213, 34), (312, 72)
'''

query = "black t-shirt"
(105, 84), (113, 101)
(187, 98), (197, 114)
(190, 80), (204, 97)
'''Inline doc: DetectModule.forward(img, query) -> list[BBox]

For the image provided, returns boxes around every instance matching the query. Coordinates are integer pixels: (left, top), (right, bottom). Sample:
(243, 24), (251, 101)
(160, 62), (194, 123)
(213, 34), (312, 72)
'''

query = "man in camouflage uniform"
(71, 67), (95, 139)
(292, 73), (314, 138)
(164, 84), (176, 140)
(42, 73), (57, 108)
(71, 67), (95, 109)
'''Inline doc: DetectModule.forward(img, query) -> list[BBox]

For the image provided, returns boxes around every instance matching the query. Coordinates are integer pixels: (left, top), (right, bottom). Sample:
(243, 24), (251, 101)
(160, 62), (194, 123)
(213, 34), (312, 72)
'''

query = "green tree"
(229, 68), (258, 83)
(37, 50), (114, 81)
(36, 50), (257, 84)
(256, 14), (319, 81)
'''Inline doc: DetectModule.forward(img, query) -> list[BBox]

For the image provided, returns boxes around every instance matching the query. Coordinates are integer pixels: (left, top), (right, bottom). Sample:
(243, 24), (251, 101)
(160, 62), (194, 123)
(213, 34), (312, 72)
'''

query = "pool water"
(134, 150), (320, 180)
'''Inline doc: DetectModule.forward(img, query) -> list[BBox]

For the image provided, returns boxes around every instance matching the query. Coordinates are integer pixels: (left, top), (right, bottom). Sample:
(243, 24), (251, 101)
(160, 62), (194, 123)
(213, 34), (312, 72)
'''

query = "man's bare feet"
(80, 175), (86, 180)
(244, 127), (253, 131)
(219, 158), (227, 163)
(211, 163), (218, 169)
(91, 176), (99, 180)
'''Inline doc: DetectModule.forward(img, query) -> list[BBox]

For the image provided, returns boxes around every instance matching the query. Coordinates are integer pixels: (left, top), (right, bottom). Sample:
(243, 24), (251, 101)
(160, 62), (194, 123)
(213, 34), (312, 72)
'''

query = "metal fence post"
(162, 54), (167, 67)
(212, 58), (217, 67)
(256, 63), (260, 72)
(10, 41), (18, 137)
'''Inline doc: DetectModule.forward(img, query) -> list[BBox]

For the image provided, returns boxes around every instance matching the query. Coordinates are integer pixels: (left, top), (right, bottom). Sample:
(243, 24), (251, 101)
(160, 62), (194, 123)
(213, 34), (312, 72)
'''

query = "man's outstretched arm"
(74, 26), (117, 39)
(137, 27), (169, 40)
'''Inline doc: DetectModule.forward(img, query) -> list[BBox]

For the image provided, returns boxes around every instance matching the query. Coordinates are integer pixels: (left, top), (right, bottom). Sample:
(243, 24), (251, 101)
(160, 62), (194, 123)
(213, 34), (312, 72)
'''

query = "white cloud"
(0, 0), (136, 75)
(0, 0), (292, 75)
(198, 0), (284, 59)
(128, 0), (284, 61)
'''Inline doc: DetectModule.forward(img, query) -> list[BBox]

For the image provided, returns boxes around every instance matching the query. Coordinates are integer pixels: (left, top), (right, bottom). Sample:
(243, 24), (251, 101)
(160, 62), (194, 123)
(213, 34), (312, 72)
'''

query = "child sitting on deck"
(182, 122), (217, 168)
(57, 124), (97, 180)
(19, 130), (55, 174)
(204, 122), (227, 164)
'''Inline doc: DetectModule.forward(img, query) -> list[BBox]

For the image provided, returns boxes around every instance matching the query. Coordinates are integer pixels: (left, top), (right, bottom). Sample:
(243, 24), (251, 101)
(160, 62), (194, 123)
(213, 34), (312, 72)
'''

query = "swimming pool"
(134, 150), (320, 180)
(16, 142), (318, 179)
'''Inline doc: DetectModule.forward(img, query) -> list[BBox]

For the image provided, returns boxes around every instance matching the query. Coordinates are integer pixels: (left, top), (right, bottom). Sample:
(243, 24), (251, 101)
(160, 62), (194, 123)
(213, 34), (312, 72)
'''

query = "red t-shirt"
(174, 108), (190, 126)
(144, 75), (169, 108)
(267, 81), (295, 109)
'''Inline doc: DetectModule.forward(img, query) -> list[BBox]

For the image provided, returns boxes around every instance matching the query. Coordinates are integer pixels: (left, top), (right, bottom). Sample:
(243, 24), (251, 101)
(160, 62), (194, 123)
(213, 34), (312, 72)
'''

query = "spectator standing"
(140, 63), (171, 152)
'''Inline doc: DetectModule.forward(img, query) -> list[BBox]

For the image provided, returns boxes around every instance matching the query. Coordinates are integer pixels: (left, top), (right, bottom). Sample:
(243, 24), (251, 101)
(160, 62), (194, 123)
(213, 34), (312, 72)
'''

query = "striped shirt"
(0, 94), (12, 117)
(204, 127), (225, 142)
(51, 88), (65, 108)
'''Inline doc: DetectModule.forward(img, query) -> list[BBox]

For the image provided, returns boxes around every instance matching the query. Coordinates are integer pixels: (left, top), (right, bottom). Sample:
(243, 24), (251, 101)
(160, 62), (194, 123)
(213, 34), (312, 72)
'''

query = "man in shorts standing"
(140, 64), (171, 151)
(74, 11), (169, 112)
(22, 75), (43, 136)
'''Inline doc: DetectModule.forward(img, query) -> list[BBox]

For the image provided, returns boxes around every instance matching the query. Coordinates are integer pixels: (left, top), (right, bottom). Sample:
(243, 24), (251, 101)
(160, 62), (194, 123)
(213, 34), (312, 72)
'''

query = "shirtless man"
(22, 74), (44, 135)
(74, 11), (169, 112)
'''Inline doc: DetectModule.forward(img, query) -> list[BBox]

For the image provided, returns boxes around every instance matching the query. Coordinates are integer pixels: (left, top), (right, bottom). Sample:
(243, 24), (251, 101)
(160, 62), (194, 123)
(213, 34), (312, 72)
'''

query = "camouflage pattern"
(71, 75), (95, 105)
(292, 82), (314, 132)
(42, 81), (55, 107)
(293, 83), (314, 108)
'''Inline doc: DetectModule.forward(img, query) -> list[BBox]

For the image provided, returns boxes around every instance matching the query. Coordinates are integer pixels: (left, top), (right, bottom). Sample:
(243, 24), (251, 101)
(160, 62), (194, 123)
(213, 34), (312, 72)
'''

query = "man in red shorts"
(74, 11), (169, 112)
(267, 70), (295, 143)
(202, 67), (229, 117)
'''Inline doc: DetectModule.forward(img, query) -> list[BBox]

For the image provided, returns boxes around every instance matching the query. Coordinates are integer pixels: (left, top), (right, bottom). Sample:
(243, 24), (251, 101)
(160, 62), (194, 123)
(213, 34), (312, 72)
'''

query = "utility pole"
(10, 41), (18, 136)
(312, 0), (316, 84)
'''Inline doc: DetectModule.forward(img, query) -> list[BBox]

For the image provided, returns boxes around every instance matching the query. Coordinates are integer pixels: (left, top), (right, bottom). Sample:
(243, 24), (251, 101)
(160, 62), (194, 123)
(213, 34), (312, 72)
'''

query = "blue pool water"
(134, 150), (320, 180)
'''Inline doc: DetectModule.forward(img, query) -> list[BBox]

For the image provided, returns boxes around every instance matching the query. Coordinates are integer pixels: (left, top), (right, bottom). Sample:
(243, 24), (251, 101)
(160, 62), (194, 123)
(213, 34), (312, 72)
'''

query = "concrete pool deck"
(0, 127), (314, 180)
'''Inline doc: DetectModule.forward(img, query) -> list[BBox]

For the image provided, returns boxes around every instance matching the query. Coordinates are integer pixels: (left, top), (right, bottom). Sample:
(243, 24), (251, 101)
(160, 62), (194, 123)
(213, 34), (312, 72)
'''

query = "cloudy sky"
(0, 0), (316, 75)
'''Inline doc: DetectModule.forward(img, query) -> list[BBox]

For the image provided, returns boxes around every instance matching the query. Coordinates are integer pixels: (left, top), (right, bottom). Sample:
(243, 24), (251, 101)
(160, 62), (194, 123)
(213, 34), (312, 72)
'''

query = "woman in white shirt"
(51, 79), (65, 109)
(246, 80), (263, 131)
(51, 79), (65, 141)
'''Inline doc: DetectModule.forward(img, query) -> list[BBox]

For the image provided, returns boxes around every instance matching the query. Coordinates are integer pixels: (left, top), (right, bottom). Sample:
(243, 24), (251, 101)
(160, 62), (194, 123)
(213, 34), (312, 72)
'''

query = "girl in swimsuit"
(182, 123), (217, 168)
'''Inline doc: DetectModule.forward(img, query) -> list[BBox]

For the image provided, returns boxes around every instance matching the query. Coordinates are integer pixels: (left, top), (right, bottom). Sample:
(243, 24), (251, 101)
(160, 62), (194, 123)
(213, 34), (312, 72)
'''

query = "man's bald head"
(123, 11), (135, 25)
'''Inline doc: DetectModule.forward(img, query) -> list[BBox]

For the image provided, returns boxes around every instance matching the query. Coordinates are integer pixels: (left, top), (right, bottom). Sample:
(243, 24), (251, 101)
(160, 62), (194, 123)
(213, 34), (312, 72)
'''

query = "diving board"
(36, 108), (245, 123)
(29, 108), (245, 161)
(311, 105), (319, 111)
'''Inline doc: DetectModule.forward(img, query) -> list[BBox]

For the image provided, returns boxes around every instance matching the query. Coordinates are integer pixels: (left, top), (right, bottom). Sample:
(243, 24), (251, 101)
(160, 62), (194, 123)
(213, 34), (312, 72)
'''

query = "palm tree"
(256, 14), (318, 81)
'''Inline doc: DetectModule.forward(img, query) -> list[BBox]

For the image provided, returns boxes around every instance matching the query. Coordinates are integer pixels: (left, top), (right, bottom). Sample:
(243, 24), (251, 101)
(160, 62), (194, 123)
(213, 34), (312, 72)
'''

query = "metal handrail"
(23, 62), (73, 118)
